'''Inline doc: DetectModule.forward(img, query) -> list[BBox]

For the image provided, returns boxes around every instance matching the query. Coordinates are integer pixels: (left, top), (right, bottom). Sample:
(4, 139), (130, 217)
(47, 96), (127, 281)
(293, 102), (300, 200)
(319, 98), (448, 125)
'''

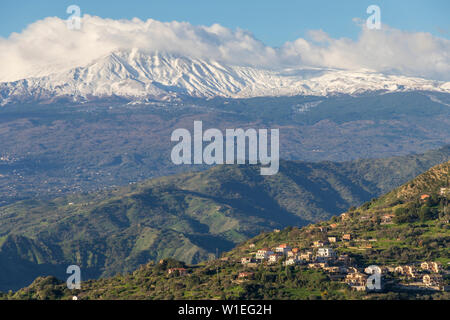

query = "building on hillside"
(430, 262), (442, 273)
(423, 274), (443, 287)
(275, 244), (292, 254)
(381, 214), (395, 224)
(394, 266), (403, 273)
(440, 187), (448, 196)
(342, 233), (352, 241)
(337, 254), (351, 265)
(168, 268), (188, 276)
(255, 249), (274, 260)
(241, 257), (254, 265)
(328, 236), (337, 243)
(317, 247), (336, 258)
(345, 272), (368, 290)
(404, 265), (416, 278)
(395, 265), (416, 278)
(238, 272), (254, 280)
(268, 253), (283, 264)
(308, 262), (328, 269)
(364, 265), (382, 275)
(420, 194), (431, 201)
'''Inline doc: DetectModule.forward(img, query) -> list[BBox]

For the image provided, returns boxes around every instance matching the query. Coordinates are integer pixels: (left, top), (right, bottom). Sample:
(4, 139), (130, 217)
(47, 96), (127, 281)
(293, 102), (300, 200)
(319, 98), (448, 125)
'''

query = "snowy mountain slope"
(0, 49), (449, 105)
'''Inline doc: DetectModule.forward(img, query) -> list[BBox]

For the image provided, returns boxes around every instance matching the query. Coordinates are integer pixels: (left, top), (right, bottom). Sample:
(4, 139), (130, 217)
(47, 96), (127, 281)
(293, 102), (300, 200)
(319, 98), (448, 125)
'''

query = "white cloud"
(0, 15), (449, 82)
(282, 26), (450, 81)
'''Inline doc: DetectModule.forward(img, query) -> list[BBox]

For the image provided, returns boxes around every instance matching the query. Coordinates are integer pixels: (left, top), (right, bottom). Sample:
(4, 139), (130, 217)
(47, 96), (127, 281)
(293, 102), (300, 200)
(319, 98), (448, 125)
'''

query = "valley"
(3, 160), (448, 300)
(1, 91), (449, 205)
(0, 146), (449, 291)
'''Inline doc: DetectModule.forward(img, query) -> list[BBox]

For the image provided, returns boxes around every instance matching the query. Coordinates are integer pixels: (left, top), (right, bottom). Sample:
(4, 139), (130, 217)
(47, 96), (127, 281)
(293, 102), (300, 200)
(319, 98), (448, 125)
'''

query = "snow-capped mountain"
(1, 49), (449, 106)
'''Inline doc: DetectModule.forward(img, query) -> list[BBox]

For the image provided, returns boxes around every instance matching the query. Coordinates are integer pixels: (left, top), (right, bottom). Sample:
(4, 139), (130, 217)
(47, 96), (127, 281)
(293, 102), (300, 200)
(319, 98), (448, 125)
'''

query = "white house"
(317, 247), (336, 258)
(268, 254), (282, 263)
(283, 257), (298, 266)
(275, 244), (292, 254)
(423, 274), (443, 287)
(255, 249), (274, 260)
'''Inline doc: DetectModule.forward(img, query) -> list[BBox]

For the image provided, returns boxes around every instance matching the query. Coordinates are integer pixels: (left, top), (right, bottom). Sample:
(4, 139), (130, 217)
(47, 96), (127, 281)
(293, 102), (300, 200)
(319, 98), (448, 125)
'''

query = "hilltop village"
(237, 237), (446, 292)
(225, 187), (450, 293)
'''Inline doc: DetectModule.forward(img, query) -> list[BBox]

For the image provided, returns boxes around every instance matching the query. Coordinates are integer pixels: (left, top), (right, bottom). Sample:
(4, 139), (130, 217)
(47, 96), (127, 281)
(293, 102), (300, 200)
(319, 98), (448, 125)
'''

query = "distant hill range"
(1, 91), (450, 206)
(0, 146), (449, 291)
(4, 160), (449, 300)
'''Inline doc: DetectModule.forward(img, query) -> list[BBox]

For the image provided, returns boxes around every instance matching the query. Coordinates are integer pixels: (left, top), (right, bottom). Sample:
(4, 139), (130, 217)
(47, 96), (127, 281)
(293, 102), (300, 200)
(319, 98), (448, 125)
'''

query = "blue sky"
(0, 0), (448, 46)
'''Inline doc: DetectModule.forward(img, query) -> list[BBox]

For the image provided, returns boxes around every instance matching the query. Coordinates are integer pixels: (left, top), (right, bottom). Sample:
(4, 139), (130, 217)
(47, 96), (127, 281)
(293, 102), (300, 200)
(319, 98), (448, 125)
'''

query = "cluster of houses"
(240, 241), (448, 292)
(163, 187), (449, 294)
(241, 233), (357, 269)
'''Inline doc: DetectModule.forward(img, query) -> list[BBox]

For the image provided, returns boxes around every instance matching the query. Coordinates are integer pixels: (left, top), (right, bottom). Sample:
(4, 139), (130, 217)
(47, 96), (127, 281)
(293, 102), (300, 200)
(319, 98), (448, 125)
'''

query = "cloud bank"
(0, 15), (449, 82)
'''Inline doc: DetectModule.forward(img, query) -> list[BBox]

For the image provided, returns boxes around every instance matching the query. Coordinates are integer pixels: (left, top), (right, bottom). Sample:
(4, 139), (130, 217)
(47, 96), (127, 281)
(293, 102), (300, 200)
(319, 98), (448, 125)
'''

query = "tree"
(419, 206), (435, 221)
(394, 207), (417, 223)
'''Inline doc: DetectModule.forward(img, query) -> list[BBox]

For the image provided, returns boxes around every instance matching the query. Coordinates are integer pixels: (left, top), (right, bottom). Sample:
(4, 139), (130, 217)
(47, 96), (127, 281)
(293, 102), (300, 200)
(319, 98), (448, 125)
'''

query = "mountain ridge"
(1, 50), (449, 106)
(3, 160), (449, 300)
(0, 147), (449, 291)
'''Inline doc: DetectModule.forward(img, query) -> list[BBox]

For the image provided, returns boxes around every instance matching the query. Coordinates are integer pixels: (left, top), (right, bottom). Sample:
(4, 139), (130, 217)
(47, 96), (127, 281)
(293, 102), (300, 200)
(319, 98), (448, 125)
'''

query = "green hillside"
(0, 147), (449, 292)
(3, 161), (448, 300)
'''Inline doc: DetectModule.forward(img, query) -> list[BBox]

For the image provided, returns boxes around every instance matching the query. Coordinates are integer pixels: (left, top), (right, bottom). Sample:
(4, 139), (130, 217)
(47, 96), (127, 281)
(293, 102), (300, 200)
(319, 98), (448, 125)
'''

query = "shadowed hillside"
(3, 161), (448, 300)
(0, 148), (449, 291)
